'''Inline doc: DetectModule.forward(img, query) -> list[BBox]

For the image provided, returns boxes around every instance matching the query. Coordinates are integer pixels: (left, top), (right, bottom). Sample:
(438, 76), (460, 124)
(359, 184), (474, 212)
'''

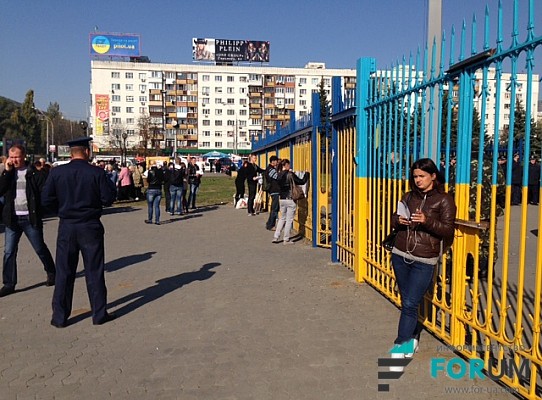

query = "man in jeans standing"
(0, 144), (56, 297)
(265, 156), (280, 230)
(187, 157), (202, 210)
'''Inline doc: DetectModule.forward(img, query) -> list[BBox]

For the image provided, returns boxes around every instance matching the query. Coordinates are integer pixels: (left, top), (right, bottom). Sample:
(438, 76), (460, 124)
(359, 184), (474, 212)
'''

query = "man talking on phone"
(0, 144), (56, 297)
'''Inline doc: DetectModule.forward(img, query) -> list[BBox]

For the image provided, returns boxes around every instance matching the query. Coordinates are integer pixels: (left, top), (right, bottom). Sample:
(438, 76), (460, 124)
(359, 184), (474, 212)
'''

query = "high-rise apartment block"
(90, 60), (356, 154)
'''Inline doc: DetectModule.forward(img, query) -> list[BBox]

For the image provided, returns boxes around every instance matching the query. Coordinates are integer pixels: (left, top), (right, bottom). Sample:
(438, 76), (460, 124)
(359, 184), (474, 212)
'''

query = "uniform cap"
(66, 136), (92, 148)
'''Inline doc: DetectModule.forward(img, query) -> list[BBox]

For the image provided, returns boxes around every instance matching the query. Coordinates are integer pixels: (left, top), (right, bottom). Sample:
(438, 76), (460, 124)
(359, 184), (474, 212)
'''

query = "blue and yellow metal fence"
(252, 1), (542, 397)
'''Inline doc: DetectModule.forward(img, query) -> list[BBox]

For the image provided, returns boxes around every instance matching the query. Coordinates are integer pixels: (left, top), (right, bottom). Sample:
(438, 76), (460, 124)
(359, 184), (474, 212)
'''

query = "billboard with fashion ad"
(192, 38), (270, 63)
(90, 33), (141, 57)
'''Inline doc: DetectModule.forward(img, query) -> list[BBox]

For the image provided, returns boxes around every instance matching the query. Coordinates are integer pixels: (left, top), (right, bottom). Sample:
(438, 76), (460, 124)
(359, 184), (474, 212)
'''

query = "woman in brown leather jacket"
(389, 158), (456, 365)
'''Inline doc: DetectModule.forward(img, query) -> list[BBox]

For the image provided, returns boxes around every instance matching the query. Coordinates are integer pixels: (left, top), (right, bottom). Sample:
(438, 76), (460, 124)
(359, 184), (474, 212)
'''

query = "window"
(202, 86), (210, 95)
(202, 141), (210, 147)
(299, 78), (307, 84)
(126, 96), (134, 102)
(312, 78), (318, 85)
(126, 107), (134, 113)
(202, 120), (210, 126)
(504, 114), (509, 120)
(112, 106), (121, 112)
(139, 96), (147, 102)
(286, 76), (295, 83)
(227, 87), (235, 94)
(111, 72), (120, 78)
(112, 83), (121, 91)
(227, 120), (235, 126)
(215, 76), (222, 82)
(125, 72), (133, 79)
(215, 87), (223, 93)
(227, 98), (235, 104)
(215, 131), (222, 137)
(151, 71), (162, 78)
(300, 100), (307, 106)
(227, 76), (235, 82)
(249, 74), (260, 81)
(202, 98), (210, 105)
(203, 131), (211, 136)
(227, 109), (235, 116)
(112, 95), (121, 102)
(215, 109), (223, 115)
(112, 118), (121, 124)
(251, 118), (262, 125)
(239, 87), (246, 94)
(239, 120), (246, 127)
(240, 76), (247, 82)
(139, 84), (147, 92)
(215, 98), (223, 104)
(139, 107), (146, 113)
(215, 120), (223, 126)
(139, 73), (146, 80)
(150, 82), (161, 89)
(127, 129), (135, 135)
(215, 142), (222, 148)
(240, 98), (247, 105)
(126, 118), (135, 124)
(300, 89), (307, 95)
(125, 84), (133, 91)
(202, 108), (210, 115)
(286, 87), (294, 94)
(202, 74), (210, 81)
(239, 109), (247, 116)
(504, 103), (510, 109)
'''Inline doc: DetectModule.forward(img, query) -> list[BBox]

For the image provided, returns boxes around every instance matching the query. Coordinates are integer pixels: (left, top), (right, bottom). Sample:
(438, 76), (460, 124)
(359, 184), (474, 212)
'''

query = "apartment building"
(90, 60), (356, 154)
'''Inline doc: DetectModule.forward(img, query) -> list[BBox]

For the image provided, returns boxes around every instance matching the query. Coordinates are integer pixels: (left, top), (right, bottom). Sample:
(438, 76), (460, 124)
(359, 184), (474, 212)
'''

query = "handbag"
(288, 173), (305, 201)
(382, 229), (398, 251)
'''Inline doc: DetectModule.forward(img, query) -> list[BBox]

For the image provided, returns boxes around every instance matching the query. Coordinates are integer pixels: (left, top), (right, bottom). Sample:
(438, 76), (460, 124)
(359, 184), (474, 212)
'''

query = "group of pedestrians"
(236, 154), (310, 245)
(143, 157), (202, 225)
(101, 161), (144, 201)
(0, 139), (117, 328)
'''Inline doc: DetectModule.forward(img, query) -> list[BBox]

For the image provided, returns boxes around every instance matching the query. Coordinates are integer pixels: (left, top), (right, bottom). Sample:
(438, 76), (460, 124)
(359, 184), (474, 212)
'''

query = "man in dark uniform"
(42, 137), (117, 327)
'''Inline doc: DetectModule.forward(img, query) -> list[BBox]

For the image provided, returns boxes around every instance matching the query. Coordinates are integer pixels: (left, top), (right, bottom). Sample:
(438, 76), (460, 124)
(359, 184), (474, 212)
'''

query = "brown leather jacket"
(391, 186), (456, 259)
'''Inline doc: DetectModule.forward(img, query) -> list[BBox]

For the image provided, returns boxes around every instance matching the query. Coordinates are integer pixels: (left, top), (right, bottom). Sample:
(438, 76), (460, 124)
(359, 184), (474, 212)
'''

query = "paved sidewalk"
(0, 204), (515, 399)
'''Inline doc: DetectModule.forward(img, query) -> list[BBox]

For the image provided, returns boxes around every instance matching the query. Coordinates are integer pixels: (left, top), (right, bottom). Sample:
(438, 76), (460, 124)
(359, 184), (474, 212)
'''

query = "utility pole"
(425, 0), (442, 161)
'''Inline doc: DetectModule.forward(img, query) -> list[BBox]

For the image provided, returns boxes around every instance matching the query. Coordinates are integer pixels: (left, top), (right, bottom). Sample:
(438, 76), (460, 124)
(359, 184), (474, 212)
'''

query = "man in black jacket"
(0, 144), (56, 297)
(265, 156), (280, 230)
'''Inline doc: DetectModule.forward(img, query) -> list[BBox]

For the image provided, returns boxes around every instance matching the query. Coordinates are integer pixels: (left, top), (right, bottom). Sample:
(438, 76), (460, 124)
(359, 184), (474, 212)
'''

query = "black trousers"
(247, 183), (257, 214)
(51, 220), (108, 325)
(511, 184), (522, 205)
(528, 185), (540, 204)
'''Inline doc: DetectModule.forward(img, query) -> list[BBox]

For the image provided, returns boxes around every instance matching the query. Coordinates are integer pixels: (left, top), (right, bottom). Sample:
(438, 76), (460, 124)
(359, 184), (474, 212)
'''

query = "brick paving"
(0, 203), (515, 399)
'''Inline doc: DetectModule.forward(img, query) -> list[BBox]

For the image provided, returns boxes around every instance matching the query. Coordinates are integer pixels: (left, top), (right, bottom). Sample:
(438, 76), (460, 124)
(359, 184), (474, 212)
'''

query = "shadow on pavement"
(105, 252), (157, 272)
(16, 281), (46, 294)
(531, 229), (538, 237)
(108, 262), (220, 317)
(103, 206), (140, 215)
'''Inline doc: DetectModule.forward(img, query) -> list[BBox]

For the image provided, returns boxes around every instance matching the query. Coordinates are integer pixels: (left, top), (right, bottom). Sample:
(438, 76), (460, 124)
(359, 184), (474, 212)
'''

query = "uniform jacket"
(41, 159), (116, 223)
(391, 186), (456, 259)
(0, 163), (46, 229)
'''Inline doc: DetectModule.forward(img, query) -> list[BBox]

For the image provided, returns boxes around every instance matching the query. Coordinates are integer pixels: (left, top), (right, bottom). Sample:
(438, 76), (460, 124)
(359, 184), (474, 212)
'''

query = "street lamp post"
(161, 88), (167, 155)
(122, 132), (128, 165)
(35, 109), (54, 161)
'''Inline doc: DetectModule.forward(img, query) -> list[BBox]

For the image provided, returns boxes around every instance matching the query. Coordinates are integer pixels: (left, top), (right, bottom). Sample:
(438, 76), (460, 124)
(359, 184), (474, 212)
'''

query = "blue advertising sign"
(90, 33), (141, 57)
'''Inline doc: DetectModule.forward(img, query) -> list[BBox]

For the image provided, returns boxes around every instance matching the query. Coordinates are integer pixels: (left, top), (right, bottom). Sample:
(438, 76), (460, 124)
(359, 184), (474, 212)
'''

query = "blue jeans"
(187, 183), (199, 209)
(266, 193), (280, 229)
(391, 253), (435, 344)
(3, 216), (56, 288)
(146, 189), (162, 223)
(169, 185), (183, 214)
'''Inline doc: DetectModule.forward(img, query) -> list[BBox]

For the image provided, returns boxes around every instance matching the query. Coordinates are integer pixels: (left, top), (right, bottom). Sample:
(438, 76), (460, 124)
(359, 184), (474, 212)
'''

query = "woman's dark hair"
(242, 161), (249, 168)
(280, 159), (290, 168)
(408, 158), (445, 192)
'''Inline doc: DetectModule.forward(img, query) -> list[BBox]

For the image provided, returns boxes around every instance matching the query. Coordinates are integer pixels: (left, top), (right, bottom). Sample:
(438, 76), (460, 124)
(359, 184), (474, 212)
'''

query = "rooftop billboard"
(192, 38), (270, 63)
(90, 33), (141, 57)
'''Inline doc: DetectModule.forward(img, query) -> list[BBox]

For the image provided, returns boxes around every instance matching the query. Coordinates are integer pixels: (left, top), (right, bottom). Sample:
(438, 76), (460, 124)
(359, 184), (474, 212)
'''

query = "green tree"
(318, 77), (331, 136)
(19, 90), (41, 153)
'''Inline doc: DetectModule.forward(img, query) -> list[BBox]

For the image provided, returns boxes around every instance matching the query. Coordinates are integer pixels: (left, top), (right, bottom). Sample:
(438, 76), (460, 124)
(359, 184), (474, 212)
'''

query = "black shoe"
(93, 313), (117, 325)
(0, 286), (15, 297)
(50, 319), (67, 328)
(144, 220), (152, 224)
(46, 273), (56, 287)
(155, 221), (161, 225)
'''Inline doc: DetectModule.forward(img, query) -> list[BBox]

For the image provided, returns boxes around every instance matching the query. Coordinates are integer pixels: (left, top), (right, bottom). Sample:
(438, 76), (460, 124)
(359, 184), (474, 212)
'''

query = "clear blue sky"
(1, 0), (540, 120)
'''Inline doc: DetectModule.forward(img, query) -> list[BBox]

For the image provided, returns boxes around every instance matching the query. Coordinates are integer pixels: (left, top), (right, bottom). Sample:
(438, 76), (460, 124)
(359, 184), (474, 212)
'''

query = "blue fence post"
(311, 91), (321, 247)
(331, 76), (342, 261)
